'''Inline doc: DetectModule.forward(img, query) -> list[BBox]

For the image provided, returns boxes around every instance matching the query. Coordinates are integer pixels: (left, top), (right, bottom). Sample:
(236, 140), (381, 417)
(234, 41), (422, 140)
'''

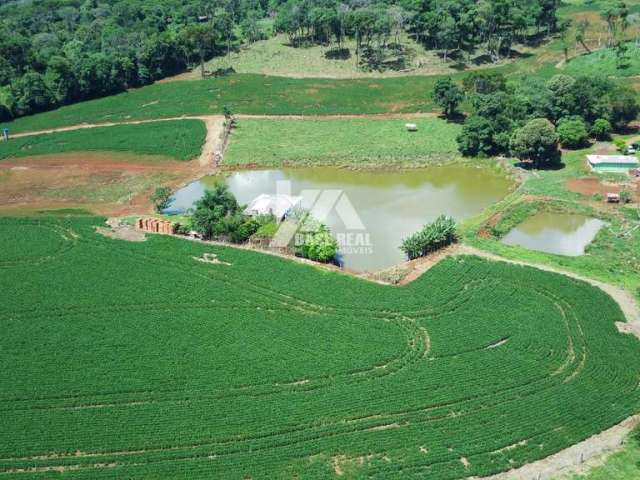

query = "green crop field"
(0, 120), (206, 161)
(224, 117), (462, 167)
(0, 73), (471, 135)
(1, 216), (639, 479)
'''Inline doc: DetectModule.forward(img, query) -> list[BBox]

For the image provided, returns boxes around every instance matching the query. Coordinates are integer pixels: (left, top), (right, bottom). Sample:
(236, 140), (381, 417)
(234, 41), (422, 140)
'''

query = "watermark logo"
(270, 180), (373, 255)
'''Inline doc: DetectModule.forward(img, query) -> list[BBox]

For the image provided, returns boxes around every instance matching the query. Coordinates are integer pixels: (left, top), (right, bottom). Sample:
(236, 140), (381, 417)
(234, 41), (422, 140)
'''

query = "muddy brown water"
(166, 166), (512, 272)
(501, 212), (606, 257)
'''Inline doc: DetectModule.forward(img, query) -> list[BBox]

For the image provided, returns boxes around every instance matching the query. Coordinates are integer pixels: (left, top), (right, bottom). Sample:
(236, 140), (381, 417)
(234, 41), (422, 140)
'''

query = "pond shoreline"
(163, 162), (515, 271)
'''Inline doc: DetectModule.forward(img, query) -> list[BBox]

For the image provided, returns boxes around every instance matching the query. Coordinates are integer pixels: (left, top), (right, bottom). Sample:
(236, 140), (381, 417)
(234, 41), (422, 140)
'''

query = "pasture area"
(563, 44), (640, 78)
(203, 33), (508, 79)
(1, 215), (639, 479)
(0, 74), (461, 135)
(0, 120), (206, 161)
(224, 117), (461, 167)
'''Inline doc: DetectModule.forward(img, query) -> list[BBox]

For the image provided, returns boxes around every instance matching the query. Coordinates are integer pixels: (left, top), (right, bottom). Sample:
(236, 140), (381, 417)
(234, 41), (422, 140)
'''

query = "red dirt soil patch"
(566, 177), (639, 201)
(477, 212), (503, 239)
(0, 152), (205, 216)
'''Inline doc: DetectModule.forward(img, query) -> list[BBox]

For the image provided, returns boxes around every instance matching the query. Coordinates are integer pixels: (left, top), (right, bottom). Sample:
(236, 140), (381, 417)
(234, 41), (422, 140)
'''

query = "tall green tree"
(609, 84), (640, 130)
(432, 77), (464, 118)
(510, 118), (560, 168)
(192, 183), (242, 240)
(183, 24), (216, 78)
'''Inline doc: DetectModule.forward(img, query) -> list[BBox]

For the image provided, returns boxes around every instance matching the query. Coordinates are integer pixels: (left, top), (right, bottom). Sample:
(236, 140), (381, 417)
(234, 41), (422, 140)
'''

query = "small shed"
(405, 123), (418, 132)
(587, 155), (640, 173)
(243, 194), (302, 221)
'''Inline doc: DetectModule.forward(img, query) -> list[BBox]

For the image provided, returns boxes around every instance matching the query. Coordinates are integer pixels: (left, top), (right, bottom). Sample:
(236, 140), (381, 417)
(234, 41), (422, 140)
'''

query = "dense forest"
(0, 0), (261, 120)
(0, 0), (560, 121)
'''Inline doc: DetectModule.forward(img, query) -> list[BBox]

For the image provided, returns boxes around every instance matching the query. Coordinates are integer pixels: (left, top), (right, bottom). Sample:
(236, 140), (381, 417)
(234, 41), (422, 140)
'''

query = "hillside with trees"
(274, 0), (560, 68)
(0, 0), (560, 122)
(0, 0), (261, 121)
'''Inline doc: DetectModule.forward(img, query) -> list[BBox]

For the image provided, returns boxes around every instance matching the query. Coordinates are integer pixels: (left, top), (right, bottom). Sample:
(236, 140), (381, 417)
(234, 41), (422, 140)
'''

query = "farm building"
(244, 194), (302, 220)
(587, 155), (640, 173)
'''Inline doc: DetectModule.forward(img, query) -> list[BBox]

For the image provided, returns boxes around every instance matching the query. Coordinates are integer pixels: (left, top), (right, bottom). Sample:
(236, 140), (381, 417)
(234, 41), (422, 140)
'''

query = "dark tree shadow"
(521, 31), (549, 48)
(449, 62), (470, 71)
(514, 160), (566, 171)
(437, 112), (467, 124)
(358, 44), (415, 72)
(325, 48), (351, 60)
(615, 124), (640, 135)
(284, 36), (327, 48)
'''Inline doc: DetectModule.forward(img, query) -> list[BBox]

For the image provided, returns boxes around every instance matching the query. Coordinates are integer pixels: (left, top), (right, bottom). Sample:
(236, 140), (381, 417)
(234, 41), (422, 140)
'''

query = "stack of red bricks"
(136, 218), (174, 234)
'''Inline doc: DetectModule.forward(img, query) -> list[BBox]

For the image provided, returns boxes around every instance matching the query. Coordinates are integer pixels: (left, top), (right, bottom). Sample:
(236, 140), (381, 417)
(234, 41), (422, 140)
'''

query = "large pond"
(501, 212), (606, 257)
(166, 166), (512, 272)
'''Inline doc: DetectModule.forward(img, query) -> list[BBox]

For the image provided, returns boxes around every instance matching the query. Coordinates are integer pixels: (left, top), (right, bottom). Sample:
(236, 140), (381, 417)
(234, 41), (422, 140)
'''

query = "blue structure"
(2, 128), (8, 141)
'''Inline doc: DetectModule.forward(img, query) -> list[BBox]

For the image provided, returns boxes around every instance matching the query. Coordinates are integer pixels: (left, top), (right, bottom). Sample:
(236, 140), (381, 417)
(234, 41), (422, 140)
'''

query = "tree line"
(431, 71), (640, 168)
(274, 0), (560, 66)
(0, 0), (270, 121)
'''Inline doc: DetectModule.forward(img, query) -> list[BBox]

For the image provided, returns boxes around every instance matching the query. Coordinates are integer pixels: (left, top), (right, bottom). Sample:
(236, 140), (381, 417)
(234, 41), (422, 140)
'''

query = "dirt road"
(9, 112), (441, 140)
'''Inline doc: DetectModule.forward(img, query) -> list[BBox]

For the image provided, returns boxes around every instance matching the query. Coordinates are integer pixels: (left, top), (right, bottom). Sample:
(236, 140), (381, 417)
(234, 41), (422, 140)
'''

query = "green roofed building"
(587, 155), (640, 173)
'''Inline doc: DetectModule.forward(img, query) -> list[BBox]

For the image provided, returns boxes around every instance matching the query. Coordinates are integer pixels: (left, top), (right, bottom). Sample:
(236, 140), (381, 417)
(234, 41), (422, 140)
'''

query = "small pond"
(166, 166), (512, 272)
(501, 212), (606, 257)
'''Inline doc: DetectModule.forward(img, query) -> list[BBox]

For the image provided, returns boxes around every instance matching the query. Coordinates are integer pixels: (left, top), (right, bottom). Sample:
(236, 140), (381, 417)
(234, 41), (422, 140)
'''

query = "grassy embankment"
(0, 120), (207, 161)
(559, 428), (640, 479)
(462, 147), (640, 300)
(224, 117), (462, 167)
(206, 1), (640, 80)
(564, 42), (640, 78)
(1, 216), (639, 479)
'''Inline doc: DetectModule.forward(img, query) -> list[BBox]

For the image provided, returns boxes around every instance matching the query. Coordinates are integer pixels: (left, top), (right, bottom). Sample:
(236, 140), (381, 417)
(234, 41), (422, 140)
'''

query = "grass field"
(224, 117), (462, 167)
(563, 43), (640, 78)
(0, 215), (639, 479)
(0, 120), (206, 161)
(204, 33), (513, 79)
(559, 429), (640, 480)
(0, 74), (465, 134)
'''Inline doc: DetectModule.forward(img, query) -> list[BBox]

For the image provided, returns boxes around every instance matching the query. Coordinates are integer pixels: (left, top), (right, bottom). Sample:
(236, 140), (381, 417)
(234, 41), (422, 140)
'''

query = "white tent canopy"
(243, 194), (302, 220)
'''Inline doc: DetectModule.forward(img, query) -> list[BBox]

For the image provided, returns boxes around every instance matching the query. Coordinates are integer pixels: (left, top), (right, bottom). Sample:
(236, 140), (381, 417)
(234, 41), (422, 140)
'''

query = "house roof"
(244, 194), (302, 219)
(587, 155), (640, 165)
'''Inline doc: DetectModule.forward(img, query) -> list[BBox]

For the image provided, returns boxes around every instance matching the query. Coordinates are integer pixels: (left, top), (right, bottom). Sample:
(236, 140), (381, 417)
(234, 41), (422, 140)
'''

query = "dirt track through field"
(9, 115), (223, 141)
(8, 112), (441, 140)
(198, 117), (225, 166)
